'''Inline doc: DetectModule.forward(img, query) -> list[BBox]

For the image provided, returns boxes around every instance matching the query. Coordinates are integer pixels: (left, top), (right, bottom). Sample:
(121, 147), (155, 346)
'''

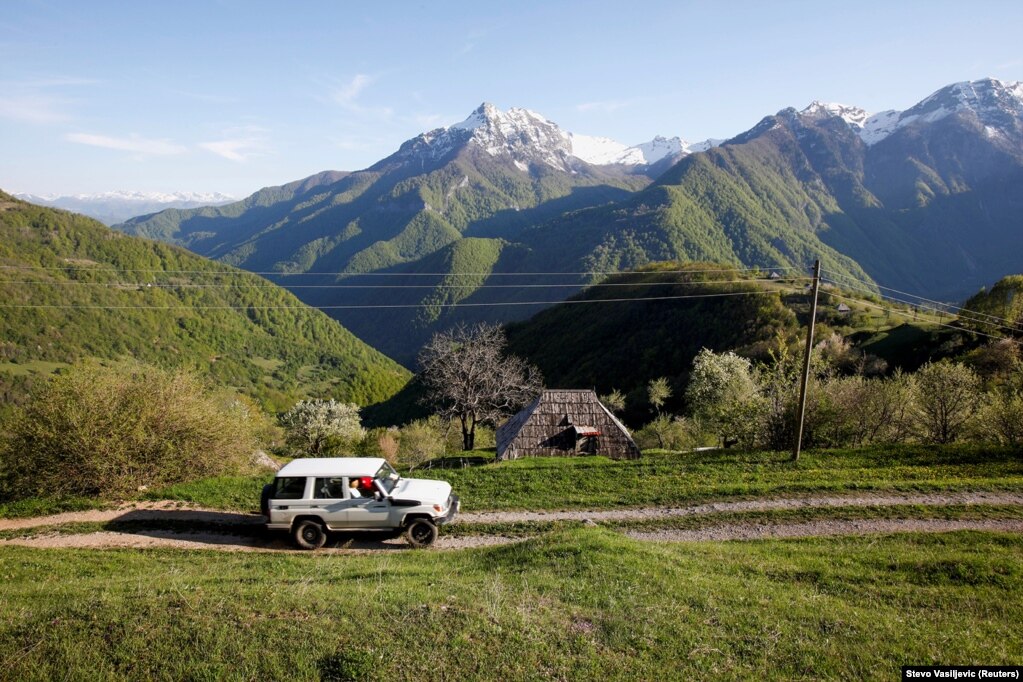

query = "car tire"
(260, 484), (272, 519)
(404, 518), (438, 548)
(293, 519), (327, 550)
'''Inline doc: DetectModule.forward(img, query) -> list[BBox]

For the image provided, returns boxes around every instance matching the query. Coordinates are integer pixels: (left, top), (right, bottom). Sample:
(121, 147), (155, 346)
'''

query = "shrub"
(913, 361), (982, 444)
(0, 360), (261, 499)
(685, 349), (765, 449)
(280, 399), (366, 456)
(634, 415), (698, 451)
(398, 419), (445, 469)
(975, 365), (1023, 445)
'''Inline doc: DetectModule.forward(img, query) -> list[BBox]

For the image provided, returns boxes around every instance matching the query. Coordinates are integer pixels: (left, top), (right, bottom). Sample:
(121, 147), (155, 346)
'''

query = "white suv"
(261, 457), (459, 549)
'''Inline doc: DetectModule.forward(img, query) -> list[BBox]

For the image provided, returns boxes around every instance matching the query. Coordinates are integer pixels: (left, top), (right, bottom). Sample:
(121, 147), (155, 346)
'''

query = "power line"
(0, 289), (796, 311)
(0, 264), (803, 277)
(822, 269), (1016, 328)
(828, 293), (1008, 343)
(820, 275), (1020, 335)
(0, 277), (810, 290)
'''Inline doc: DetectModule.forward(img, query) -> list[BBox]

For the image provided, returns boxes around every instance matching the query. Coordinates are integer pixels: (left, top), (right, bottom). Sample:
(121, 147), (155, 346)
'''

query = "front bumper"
(436, 495), (460, 525)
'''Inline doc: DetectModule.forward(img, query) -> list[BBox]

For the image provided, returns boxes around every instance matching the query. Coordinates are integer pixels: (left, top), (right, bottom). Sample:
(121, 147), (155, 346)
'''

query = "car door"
(345, 480), (392, 528)
(311, 477), (361, 529)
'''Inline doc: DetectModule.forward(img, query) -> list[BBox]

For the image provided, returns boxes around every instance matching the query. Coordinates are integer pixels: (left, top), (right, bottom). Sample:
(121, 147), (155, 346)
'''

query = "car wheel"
(260, 483), (272, 519)
(404, 518), (438, 548)
(293, 519), (327, 550)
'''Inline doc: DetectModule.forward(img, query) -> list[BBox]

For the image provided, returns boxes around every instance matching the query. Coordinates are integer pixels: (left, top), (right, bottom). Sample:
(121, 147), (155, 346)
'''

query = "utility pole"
(793, 259), (821, 462)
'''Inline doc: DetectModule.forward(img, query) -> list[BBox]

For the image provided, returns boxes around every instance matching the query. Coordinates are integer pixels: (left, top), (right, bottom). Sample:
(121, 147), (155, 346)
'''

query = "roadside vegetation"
(1, 443), (1011, 518)
(0, 529), (1020, 680)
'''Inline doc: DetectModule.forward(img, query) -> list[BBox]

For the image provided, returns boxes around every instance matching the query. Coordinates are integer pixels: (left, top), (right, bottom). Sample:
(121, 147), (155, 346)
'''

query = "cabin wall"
(499, 390), (640, 460)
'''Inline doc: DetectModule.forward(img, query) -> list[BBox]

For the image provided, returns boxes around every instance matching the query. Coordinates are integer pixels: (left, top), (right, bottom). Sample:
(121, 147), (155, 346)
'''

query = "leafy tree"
(685, 348), (764, 448)
(0, 360), (260, 499)
(913, 361), (982, 444)
(647, 378), (672, 416)
(976, 362), (1023, 445)
(634, 415), (697, 451)
(280, 399), (365, 456)
(599, 389), (626, 415)
(418, 323), (542, 451)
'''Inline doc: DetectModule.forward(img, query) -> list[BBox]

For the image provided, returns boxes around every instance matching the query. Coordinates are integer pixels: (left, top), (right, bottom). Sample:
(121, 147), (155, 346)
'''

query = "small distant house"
(496, 389), (641, 461)
(768, 271), (781, 280)
(836, 303), (852, 314)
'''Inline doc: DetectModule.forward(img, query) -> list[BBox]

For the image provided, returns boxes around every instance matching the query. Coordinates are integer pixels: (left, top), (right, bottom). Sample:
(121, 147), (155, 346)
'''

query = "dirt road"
(2, 491), (1022, 552)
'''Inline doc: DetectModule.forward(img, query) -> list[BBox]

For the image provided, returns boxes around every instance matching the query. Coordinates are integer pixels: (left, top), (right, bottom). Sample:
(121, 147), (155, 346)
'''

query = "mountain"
(0, 191), (409, 412)
(787, 78), (1023, 299)
(115, 81), (1023, 365)
(15, 191), (236, 226)
(116, 103), (702, 364)
(530, 78), (1023, 304)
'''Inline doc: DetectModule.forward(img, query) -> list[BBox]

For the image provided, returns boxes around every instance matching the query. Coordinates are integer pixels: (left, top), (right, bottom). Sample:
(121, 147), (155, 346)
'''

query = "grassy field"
(2, 443), (1021, 521)
(0, 529), (1020, 680)
(125, 444), (1023, 515)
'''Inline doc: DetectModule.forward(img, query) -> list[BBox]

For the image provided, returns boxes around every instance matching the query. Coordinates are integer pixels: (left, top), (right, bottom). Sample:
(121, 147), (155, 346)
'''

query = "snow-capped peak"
(860, 78), (1023, 146)
(400, 102), (714, 172)
(799, 101), (871, 128)
(790, 80), (1023, 147)
(19, 190), (235, 204)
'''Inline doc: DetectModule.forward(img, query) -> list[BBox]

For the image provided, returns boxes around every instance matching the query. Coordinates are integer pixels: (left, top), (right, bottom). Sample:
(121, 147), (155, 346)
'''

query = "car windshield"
(375, 462), (400, 494)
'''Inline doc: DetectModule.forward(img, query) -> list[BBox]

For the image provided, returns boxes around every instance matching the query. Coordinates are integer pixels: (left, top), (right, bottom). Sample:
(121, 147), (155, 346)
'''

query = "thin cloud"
(0, 76), (96, 124)
(199, 126), (269, 162)
(332, 74), (373, 105)
(0, 93), (71, 124)
(66, 132), (187, 155)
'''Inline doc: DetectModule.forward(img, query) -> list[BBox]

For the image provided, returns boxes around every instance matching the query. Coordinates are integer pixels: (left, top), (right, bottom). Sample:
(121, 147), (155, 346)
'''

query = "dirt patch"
(0, 502), (261, 531)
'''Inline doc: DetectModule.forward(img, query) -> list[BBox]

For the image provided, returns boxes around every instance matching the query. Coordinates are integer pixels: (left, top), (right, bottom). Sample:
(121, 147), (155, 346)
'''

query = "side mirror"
(374, 491), (384, 501)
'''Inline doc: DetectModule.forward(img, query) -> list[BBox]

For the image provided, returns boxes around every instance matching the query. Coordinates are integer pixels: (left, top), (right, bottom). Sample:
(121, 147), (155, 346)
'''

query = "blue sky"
(2, 0), (1022, 198)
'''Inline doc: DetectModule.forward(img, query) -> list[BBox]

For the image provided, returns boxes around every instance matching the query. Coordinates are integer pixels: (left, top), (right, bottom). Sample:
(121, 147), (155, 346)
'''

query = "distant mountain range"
(15, 191), (236, 226)
(115, 79), (1023, 366)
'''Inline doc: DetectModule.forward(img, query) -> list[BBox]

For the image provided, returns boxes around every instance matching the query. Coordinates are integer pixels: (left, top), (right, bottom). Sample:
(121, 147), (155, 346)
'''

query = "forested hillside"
(0, 192), (409, 411)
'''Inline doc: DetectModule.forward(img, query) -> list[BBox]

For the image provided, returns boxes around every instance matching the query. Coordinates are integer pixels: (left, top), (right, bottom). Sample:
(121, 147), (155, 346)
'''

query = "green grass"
(0, 529), (1020, 680)
(428, 444), (1023, 511)
(440, 504), (1023, 539)
(141, 475), (269, 511)
(0, 495), (111, 519)
(5, 443), (1021, 518)
(0, 360), (70, 377)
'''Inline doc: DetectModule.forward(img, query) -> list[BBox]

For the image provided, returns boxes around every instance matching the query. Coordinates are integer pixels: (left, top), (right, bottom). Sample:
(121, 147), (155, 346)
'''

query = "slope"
(0, 192), (409, 411)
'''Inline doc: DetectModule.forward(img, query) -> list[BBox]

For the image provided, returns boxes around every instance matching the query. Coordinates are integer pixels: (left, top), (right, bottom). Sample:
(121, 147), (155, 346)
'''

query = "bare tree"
(418, 323), (543, 451)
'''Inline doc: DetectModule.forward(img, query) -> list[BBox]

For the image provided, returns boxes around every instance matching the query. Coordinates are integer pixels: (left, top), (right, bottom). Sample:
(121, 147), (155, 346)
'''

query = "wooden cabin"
(496, 389), (641, 460)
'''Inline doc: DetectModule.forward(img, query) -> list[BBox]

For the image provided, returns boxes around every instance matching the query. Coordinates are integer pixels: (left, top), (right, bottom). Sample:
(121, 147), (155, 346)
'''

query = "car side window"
(314, 477), (347, 499)
(273, 477), (307, 500)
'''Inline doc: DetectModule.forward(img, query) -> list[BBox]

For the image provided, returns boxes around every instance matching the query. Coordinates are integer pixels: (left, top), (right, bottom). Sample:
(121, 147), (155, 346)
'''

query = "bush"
(634, 415), (699, 451)
(280, 399), (366, 457)
(975, 364), (1023, 445)
(913, 361), (982, 444)
(398, 419), (445, 469)
(0, 360), (261, 499)
(685, 349), (765, 449)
